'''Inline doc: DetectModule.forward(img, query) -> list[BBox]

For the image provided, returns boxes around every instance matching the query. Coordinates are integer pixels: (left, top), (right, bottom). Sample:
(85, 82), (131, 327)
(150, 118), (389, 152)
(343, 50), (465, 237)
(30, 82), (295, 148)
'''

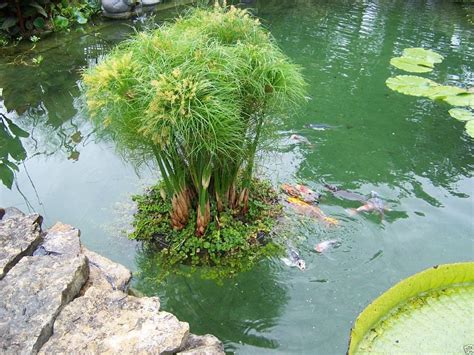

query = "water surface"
(1, 1), (473, 353)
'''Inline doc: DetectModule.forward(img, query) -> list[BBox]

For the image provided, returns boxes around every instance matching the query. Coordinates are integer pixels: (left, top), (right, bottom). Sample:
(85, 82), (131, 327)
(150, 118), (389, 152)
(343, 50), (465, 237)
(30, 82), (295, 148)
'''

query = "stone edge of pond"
(0, 207), (224, 355)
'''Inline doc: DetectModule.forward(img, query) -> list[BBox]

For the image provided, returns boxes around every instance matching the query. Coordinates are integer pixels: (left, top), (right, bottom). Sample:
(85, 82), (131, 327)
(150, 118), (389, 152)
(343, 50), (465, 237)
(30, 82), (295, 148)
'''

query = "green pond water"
(1, 0), (473, 353)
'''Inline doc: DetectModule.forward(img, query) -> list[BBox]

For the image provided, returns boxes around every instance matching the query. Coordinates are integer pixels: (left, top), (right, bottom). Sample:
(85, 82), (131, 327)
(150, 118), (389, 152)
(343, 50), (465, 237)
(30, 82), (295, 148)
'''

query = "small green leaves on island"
(386, 48), (474, 138)
(348, 262), (474, 354)
(390, 48), (444, 73)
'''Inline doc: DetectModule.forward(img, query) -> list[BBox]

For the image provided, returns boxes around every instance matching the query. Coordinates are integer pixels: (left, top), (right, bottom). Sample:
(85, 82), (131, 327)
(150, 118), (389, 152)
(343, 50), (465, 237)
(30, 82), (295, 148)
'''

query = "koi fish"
(324, 184), (366, 202)
(304, 123), (339, 131)
(290, 134), (311, 145)
(353, 192), (389, 216)
(281, 246), (306, 271)
(287, 197), (338, 226)
(281, 183), (320, 203)
(315, 239), (340, 253)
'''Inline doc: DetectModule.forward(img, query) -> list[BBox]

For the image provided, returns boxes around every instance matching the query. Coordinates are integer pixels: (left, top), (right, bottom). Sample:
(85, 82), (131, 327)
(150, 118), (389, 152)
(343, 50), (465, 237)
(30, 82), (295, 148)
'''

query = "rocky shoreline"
(0, 207), (224, 354)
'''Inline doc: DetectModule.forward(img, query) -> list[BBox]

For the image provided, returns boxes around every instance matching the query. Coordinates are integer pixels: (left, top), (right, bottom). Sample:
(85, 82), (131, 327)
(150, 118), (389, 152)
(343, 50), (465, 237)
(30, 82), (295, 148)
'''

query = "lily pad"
(402, 47), (444, 64)
(348, 262), (474, 355)
(449, 108), (474, 121)
(443, 92), (474, 107)
(390, 48), (444, 73)
(466, 120), (474, 138)
(426, 85), (467, 100)
(390, 57), (433, 73)
(385, 75), (439, 97)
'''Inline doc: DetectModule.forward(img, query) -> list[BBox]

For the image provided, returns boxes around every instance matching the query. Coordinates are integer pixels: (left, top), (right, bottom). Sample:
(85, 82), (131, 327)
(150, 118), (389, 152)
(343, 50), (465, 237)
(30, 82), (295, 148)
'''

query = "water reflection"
(134, 251), (289, 351)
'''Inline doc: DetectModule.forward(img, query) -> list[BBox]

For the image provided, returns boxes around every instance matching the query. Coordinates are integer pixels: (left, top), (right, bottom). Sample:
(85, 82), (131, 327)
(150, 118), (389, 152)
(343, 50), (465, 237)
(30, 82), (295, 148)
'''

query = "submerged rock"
(0, 208), (43, 279)
(40, 286), (189, 354)
(0, 255), (89, 354)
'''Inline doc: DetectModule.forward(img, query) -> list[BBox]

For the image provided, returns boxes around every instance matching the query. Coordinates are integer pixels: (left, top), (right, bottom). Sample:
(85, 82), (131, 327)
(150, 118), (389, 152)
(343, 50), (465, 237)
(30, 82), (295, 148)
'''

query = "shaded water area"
(1, 0), (473, 353)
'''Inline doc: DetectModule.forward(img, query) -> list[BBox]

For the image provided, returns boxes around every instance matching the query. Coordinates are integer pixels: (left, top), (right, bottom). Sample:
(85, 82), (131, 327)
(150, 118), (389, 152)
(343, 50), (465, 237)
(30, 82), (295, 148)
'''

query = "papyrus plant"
(83, 5), (306, 235)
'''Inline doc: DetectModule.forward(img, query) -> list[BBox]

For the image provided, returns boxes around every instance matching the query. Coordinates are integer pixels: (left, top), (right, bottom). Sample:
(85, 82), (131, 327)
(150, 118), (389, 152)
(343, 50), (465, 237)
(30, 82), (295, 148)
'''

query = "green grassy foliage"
(83, 4), (306, 238)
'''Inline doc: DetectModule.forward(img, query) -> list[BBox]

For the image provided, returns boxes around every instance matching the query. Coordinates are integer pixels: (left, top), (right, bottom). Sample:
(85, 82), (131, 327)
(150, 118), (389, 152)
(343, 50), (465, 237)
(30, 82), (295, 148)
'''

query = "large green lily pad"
(466, 120), (474, 138)
(348, 262), (474, 354)
(402, 47), (444, 64)
(390, 48), (444, 73)
(427, 85), (468, 100)
(449, 108), (474, 122)
(386, 75), (439, 97)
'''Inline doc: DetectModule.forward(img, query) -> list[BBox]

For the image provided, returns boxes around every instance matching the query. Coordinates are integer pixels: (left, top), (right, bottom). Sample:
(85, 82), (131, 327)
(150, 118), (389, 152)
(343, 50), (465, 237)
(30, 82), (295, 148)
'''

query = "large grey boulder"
(178, 334), (225, 355)
(40, 286), (190, 354)
(0, 255), (89, 354)
(82, 247), (132, 293)
(0, 208), (43, 279)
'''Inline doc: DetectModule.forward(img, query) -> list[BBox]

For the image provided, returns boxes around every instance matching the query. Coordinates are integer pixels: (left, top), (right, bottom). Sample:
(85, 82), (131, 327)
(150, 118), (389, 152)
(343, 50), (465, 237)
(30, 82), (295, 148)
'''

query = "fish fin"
(281, 258), (292, 266)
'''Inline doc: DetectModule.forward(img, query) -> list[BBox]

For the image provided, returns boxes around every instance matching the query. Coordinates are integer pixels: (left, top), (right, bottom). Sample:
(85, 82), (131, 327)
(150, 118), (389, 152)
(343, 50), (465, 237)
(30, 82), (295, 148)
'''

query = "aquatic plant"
(83, 5), (306, 236)
(348, 262), (474, 354)
(130, 178), (282, 280)
(386, 48), (474, 138)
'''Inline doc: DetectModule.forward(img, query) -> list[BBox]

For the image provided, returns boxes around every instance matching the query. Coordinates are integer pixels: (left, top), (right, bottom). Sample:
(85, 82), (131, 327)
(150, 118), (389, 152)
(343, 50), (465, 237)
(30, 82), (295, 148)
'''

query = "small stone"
(82, 248), (132, 293)
(40, 287), (190, 354)
(0, 210), (43, 279)
(38, 222), (82, 256)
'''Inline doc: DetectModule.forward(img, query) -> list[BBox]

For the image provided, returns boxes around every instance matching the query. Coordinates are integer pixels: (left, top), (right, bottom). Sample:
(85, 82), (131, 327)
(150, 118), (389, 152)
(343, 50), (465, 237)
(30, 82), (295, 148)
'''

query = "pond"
(1, 0), (473, 353)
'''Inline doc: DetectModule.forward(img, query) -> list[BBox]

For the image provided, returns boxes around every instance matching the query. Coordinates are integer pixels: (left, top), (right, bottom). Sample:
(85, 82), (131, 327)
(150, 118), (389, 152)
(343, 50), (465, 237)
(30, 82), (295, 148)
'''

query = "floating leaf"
(348, 262), (474, 355)
(426, 85), (467, 100)
(386, 75), (439, 97)
(443, 92), (474, 107)
(390, 57), (433, 73)
(402, 47), (444, 64)
(449, 108), (474, 121)
(466, 120), (474, 138)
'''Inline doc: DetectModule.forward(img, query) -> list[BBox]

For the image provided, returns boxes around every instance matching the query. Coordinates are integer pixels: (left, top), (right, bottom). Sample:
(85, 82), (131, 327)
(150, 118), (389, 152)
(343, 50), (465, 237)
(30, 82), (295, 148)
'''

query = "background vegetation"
(0, 0), (100, 45)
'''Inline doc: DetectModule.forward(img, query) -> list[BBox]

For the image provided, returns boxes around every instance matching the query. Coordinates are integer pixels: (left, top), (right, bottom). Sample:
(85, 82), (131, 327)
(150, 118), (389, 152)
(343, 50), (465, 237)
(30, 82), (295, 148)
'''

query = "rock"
(0, 255), (89, 354)
(82, 248), (132, 293)
(0, 208), (5, 220)
(35, 222), (81, 257)
(40, 287), (190, 354)
(0, 210), (43, 279)
(101, 0), (132, 13)
(178, 334), (225, 355)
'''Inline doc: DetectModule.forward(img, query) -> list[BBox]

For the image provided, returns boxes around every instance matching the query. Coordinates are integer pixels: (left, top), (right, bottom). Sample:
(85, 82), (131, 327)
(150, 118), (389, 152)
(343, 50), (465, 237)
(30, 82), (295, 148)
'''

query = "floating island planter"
(348, 262), (474, 354)
(82, 5), (307, 279)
